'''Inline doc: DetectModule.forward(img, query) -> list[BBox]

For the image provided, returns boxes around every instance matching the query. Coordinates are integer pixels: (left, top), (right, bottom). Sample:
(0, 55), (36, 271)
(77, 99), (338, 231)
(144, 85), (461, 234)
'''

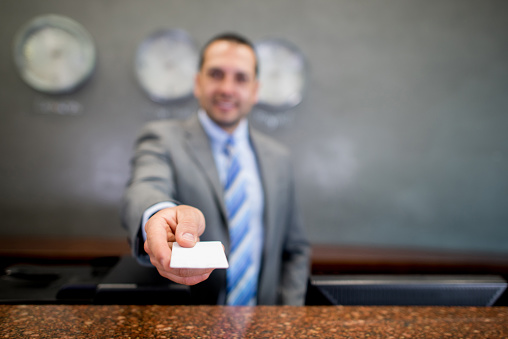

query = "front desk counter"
(1, 304), (507, 338)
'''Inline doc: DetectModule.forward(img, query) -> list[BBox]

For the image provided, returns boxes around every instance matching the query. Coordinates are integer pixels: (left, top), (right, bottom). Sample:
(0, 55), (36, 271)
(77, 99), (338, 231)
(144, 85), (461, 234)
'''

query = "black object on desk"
(2, 256), (191, 304)
(311, 275), (508, 306)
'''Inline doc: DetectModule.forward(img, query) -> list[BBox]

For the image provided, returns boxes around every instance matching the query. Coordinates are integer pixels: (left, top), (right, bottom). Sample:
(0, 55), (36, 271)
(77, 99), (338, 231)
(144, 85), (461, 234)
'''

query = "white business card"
(170, 241), (229, 269)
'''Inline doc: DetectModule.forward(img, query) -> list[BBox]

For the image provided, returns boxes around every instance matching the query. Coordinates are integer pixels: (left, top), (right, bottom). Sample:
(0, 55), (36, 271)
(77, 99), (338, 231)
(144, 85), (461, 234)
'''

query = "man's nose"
(217, 76), (236, 94)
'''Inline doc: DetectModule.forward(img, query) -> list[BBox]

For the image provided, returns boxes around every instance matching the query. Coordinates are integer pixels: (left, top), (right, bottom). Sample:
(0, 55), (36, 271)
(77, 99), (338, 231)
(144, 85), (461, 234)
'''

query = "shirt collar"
(198, 109), (249, 147)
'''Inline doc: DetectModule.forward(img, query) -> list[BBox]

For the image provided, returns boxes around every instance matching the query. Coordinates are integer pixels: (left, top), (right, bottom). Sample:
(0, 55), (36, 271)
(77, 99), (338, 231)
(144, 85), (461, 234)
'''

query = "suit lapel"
(183, 116), (228, 220)
(250, 130), (278, 252)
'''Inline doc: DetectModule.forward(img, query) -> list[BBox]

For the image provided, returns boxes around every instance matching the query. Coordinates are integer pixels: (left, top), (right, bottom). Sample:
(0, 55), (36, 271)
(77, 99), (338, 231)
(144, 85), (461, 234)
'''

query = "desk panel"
(1, 305), (507, 338)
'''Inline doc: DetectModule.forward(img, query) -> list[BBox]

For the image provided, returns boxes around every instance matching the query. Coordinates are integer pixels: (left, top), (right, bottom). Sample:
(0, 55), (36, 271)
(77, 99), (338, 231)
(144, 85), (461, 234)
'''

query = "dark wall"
(1, 0), (507, 253)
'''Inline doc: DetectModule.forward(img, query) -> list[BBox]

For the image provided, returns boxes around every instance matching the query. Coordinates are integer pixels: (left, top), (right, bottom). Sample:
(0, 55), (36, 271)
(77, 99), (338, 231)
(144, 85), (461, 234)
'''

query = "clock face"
(255, 38), (306, 110)
(135, 29), (198, 103)
(13, 14), (96, 94)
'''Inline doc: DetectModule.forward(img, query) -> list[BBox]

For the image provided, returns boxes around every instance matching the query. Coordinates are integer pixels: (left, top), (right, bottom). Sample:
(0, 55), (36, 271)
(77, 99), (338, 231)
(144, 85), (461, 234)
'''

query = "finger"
(173, 205), (206, 248)
(145, 218), (174, 270)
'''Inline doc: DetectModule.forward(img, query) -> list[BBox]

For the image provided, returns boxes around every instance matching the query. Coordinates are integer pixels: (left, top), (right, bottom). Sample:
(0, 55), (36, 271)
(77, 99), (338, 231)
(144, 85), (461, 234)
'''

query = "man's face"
(194, 40), (259, 133)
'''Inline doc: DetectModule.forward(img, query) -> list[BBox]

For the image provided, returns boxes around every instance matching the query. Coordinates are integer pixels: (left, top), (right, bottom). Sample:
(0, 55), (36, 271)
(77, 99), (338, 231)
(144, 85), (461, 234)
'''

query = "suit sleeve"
(121, 122), (179, 265)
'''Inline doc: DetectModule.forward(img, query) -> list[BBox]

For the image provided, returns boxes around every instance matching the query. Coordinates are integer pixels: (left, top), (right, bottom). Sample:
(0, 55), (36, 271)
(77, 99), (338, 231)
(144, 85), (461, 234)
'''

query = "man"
(122, 33), (310, 305)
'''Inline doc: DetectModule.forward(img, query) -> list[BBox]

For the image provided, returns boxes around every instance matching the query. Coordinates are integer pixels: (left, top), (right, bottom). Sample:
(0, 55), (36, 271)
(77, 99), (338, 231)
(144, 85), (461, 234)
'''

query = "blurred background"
(1, 0), (507, 256)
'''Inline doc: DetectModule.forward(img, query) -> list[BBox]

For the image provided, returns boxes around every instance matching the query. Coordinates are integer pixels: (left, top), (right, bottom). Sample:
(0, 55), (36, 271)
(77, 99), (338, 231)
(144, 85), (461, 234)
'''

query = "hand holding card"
(144, 205), (213, 286)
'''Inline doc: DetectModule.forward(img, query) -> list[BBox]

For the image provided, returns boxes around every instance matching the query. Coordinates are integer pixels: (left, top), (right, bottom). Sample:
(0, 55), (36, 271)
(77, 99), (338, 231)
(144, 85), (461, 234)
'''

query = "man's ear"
(193, 73), (201, 98)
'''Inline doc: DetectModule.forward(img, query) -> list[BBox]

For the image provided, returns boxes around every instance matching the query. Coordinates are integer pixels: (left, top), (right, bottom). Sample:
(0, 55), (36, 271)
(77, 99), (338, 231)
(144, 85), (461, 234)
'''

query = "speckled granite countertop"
(1, 305), (507, 338)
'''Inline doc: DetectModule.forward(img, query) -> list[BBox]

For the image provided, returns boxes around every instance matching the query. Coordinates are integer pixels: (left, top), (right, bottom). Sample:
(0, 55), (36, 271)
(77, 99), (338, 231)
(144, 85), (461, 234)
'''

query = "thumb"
(174, 205), (205, 248)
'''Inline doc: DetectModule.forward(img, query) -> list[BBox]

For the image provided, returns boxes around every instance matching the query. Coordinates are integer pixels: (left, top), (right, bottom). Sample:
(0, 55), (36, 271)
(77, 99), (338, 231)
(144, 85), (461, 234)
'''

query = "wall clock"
(13, 14), (96, 94)
(135, 29), (198, 103)
(255, 38), (306, 111)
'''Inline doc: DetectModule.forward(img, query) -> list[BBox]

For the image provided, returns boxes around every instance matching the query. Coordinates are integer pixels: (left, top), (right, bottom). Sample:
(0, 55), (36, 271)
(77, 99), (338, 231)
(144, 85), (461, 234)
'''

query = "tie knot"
(224, 137), (235, 157)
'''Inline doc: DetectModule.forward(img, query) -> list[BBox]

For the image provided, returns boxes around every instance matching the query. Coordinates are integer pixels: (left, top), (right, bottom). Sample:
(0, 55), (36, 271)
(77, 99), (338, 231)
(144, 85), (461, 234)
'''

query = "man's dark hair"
(198, 32), (258, 77)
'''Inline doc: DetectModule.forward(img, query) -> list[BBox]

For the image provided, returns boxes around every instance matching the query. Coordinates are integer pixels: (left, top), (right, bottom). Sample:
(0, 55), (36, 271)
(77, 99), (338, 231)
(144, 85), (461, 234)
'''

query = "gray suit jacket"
(121, 115), (310, 305)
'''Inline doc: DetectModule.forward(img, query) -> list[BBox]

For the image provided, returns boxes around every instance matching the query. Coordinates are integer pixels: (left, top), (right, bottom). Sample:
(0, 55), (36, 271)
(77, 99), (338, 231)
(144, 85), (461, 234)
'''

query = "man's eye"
(208, 69), (224, 79)
(235, 74), (248, 83)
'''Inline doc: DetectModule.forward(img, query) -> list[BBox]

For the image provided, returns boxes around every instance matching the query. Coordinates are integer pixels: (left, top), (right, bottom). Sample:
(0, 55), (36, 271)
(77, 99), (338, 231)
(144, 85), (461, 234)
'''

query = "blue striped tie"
(224, 137), (257, 306)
